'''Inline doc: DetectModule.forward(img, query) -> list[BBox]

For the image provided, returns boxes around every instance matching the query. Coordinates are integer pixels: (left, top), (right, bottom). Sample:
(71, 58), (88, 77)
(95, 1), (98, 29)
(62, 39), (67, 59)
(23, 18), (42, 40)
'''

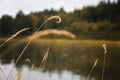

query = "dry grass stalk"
(0, 67), (6, 79)
(0, 28), (29, 48)
(41, 48), (49, 67)
(102, 44), (107, 80)
(102, 44), (107, 55)
(34, 48), (49, 80)
(14, 16), (61, 67)
(15, 15), (61, 65)
(17, 69), (22, 80)
(25, 58), (31, 63)
(35, 15), (61, 32)
(87, 58), (99, 80)
(27, 29), (76, 40)
(47, 15), (61, 23)
(6, 15), (61, 80)
(25, 58), (34, 71)
(30, 64), (34, 71)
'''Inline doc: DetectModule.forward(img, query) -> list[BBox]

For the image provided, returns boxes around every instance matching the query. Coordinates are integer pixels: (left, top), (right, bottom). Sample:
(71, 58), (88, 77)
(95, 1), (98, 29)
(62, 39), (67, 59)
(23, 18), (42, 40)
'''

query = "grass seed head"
(47, 15), (61, 23)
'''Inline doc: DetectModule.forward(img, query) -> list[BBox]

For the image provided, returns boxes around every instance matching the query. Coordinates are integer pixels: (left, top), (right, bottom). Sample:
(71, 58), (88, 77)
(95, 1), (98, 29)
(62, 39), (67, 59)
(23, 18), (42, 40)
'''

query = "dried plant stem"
(0, 28), (29, 48)
(102, 44), (107, 80)
(15, 39), (32, 65)
(12, 59), (32, 80)
(34, 48), (49, 80)
(17, 69), (22, 80)
(27, 29), (76, 39)
(102, 53), (106, 80)
(14, 16), (61, 66)
(0, 67), (6, 79)
(6, 16), (61, 80)
(40, 47), (49, 71)
(6, 39), (32, 80)
(87, 58), (98, 80)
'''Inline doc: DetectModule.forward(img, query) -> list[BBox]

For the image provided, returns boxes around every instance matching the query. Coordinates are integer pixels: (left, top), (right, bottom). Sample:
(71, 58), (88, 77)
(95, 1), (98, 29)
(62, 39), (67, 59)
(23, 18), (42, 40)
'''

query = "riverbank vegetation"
(0, 1), (120, 40)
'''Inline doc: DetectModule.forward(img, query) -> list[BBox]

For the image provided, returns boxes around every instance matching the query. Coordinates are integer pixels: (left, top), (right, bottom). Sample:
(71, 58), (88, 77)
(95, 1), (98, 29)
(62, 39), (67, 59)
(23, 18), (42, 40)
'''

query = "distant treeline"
(0, 1), (120, 40)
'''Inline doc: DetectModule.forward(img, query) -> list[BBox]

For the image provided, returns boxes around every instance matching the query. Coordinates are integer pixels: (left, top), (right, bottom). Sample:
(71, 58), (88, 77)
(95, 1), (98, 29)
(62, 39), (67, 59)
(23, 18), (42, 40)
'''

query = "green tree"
(15, 11), (33, 35)
(80, 7), (97, 22)
(0, 15), (15, 37)
(96, 1), (108, 21)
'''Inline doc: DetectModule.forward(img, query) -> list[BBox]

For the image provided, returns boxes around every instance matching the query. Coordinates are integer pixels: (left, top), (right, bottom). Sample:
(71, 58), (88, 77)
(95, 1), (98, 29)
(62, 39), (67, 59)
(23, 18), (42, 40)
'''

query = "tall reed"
(6, 15), (61, 80)
(34, 48), (49, 80)
(17, 69), (22, 80)
(12, 58), (32, 80)
(15, 16), (61, 66)
(102, 44), (107, 80)
(27, 29), (76, 39)
(0, 28), (29, 48)
(87, 58), (98, 80)
(40, 47), (49, 71)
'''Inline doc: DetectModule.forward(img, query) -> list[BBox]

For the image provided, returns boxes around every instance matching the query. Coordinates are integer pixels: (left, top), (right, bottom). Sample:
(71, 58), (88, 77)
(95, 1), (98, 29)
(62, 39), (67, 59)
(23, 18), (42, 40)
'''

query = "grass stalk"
(0, 67), (6, 79)
(102, 44), (107, 80)
(6, 15), (61, 80)
(40, 47), (49, 71)
(0, 28), (29, 48)
(17, 69), (22, 80)
(87, 58), (98, 80)
(34, 48), (49, 80)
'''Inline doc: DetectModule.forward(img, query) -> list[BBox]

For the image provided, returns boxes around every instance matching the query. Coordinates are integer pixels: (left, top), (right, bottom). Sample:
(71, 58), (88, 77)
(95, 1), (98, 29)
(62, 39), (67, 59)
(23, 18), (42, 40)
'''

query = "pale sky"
(0, 0), (115, 18)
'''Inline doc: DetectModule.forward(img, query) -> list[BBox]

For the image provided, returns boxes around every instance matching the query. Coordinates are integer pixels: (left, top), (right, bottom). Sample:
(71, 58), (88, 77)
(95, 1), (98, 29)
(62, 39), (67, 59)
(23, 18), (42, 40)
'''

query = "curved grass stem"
(6, 16), (61, 80)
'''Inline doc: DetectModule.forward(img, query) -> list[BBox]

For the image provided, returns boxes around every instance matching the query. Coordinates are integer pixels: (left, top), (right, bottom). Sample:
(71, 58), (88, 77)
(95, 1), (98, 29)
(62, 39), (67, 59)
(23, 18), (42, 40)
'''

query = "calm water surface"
(0, 61), (84, 80)
(0, 39), (120, 80)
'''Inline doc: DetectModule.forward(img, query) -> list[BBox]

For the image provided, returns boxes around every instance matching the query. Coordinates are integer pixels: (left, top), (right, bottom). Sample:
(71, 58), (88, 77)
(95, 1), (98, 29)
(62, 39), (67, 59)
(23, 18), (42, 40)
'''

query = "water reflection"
(0, 61), (84, 80)
(0, 40), (120, 80)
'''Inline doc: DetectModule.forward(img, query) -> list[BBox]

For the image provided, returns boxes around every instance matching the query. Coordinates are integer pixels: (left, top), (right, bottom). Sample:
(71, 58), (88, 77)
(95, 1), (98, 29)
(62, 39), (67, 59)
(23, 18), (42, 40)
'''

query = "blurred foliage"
(0, 1), (120, 40)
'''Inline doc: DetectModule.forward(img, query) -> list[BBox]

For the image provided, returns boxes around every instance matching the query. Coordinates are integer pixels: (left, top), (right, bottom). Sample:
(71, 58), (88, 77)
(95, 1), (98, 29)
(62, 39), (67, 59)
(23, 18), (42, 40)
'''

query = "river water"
(0, 39), (120, 80)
